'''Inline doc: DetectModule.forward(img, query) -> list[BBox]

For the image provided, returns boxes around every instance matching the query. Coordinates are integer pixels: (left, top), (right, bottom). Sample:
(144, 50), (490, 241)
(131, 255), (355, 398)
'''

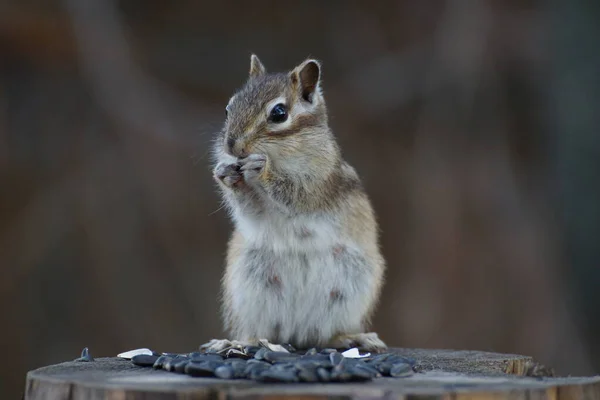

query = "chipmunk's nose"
(225, 136), (248, 158)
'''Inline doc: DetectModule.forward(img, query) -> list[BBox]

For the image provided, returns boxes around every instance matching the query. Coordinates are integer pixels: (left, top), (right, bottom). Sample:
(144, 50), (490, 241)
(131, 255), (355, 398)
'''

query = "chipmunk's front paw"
(239, 154), (267, 183)
(214, 162), (243, 188)
(329, 332), (388, 353)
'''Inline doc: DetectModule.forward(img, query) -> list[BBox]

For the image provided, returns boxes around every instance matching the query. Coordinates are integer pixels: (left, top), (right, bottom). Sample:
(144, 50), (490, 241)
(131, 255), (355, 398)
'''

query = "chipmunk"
(201, 55), (387, 353)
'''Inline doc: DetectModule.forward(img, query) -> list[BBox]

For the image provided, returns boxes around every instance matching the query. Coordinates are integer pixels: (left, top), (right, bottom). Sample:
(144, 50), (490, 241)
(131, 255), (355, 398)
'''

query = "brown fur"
(203, 55), (388, 353)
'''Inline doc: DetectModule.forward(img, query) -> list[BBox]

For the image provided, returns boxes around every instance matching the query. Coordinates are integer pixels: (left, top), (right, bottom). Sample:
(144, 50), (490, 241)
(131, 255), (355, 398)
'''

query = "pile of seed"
(131, 347), (415, 383)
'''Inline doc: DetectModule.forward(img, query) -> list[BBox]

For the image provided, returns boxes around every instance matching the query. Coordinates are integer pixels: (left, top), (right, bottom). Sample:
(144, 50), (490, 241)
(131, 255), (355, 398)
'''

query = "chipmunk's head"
(220, 55), (339, 172)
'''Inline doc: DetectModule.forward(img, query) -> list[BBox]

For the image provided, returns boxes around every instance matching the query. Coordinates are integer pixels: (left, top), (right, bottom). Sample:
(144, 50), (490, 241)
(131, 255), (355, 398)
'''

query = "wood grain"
(25, 348), (600, 400)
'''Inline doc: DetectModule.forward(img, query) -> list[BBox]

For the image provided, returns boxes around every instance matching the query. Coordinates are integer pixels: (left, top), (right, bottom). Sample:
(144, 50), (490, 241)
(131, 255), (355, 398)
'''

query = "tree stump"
(25, 348), (600, 400)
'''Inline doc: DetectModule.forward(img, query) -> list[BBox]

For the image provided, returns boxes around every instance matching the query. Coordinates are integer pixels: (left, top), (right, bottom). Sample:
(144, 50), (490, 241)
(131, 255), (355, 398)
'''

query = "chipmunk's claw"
(328, 332), (388, 353)
(239, 154), (267, 183)
(214, 162), (244, 188)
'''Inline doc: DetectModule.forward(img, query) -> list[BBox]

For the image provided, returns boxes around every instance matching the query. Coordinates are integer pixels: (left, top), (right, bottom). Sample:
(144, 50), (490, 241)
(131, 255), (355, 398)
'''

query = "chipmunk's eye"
(269, 103), (288, 123)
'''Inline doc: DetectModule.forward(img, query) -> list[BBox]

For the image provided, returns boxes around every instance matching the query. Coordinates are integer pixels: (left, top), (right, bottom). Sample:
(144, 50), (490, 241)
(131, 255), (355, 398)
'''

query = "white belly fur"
(226, 211), (375, 348)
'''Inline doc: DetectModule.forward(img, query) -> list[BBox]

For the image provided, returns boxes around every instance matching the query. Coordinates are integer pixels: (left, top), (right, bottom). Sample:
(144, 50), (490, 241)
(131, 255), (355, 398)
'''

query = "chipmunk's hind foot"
(328, 332), (388, 353)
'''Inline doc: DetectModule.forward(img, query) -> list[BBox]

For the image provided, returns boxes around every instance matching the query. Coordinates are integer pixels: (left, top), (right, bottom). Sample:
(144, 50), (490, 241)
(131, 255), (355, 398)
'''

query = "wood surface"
(25, 348), (600, 400)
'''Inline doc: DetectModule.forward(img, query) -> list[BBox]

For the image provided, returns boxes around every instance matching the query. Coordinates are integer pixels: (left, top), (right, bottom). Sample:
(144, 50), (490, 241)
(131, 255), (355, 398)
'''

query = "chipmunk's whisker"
(208, 202), (227, 216)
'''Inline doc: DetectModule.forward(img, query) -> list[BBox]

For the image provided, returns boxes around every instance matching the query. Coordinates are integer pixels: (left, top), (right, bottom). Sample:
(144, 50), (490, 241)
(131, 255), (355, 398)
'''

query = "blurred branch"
(61, 0), (220, 339)
(547, 0), (600, 373)
(339, 44), (431, 117)
(62, 0), (213, 148)
(0, 8), (75, 66)
(0, 144), (117, 298)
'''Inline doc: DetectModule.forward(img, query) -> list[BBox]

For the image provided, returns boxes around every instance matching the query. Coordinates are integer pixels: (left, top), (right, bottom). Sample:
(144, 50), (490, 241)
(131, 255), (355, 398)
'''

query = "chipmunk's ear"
(291, 59), (321, 103)
(249, 54), (266, 78)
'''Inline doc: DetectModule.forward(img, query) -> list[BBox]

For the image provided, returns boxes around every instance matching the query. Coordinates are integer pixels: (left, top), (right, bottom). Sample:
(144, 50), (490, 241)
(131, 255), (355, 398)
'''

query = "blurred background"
(1, 0), (600, 397)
